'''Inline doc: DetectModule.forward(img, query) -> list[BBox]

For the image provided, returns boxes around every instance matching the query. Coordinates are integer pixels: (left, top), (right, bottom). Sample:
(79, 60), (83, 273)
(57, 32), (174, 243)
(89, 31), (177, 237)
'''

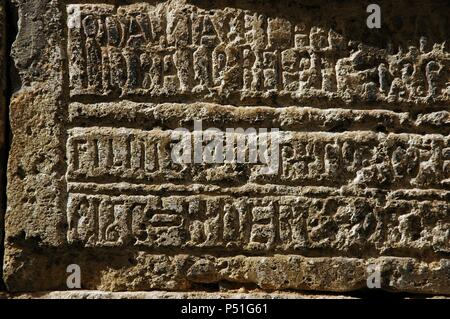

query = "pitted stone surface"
(0, 0), (6, 288)
(3, 0), (450, 294)
(1, 290), (357, 299)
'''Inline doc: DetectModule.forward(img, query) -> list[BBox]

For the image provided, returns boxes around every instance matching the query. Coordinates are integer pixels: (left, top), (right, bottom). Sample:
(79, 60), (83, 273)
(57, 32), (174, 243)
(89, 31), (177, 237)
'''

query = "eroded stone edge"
(0, 0), (6, 291)
(4, 0), (66, 289)
(3, 252), (450, 294)
(0, 290), (357, 299)
(1, 290), (449, 299)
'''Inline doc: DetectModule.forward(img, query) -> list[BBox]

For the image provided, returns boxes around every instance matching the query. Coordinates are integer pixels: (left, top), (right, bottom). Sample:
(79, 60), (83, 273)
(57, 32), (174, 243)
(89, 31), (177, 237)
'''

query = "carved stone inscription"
(67, 3), (450, 104)
(59, 1), (450, 294)
(67, 193), (449, 255)
(4, 0), (450, 294)
(67, 127), (450, 189)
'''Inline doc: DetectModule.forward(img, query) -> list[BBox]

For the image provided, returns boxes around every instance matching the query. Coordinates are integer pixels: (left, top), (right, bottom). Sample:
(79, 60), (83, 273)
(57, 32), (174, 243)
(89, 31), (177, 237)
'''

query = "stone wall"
(1, 0), (449, 295)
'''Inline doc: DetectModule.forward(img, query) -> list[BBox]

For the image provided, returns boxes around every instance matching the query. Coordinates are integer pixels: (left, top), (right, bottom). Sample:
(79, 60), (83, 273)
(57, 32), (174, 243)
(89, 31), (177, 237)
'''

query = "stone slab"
(4, 0), (450, 294)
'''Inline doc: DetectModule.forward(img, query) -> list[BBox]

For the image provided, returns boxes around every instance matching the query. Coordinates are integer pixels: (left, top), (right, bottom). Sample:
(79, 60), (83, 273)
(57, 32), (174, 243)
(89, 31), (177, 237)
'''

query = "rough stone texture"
(0, 0), (6, 290)
(0, 290), (357, 299)
(3, 0), (450, 295)
(2, 290), (449, 299)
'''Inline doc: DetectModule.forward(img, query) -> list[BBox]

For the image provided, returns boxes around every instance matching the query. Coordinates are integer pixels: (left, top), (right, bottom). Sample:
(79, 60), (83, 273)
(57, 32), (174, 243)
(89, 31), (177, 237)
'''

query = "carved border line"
(68, 102), (450, 135)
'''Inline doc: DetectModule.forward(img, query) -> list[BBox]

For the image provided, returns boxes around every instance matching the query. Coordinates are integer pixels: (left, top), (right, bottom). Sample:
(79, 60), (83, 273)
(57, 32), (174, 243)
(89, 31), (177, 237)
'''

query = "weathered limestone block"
(4, 0), (450, 294)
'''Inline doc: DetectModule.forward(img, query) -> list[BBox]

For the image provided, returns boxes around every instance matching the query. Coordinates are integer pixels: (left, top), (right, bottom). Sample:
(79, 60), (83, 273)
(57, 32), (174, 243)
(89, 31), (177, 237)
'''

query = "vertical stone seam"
(0, 0), (6, 291)
(1, 0), (18, 291)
